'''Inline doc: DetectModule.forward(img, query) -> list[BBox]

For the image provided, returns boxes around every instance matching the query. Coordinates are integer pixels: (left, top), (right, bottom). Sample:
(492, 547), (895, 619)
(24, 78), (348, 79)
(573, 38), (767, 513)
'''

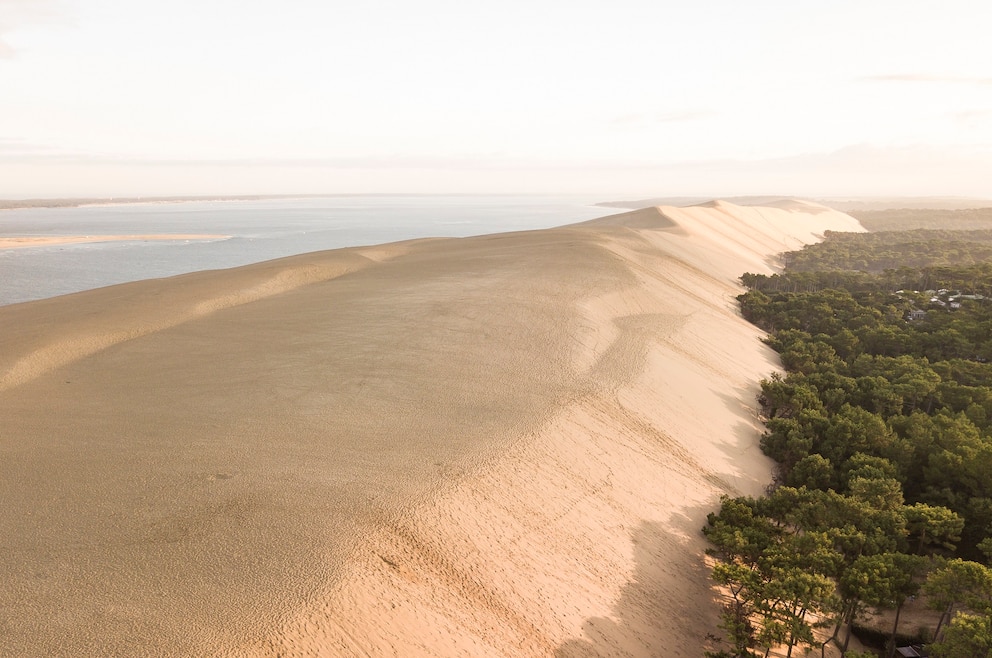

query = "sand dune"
(0, 200), (864, 657)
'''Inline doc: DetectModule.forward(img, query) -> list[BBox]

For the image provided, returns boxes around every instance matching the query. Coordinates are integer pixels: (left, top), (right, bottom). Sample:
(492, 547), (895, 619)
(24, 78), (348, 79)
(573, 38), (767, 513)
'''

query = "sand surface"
(0, 200), (864, 657)
(0, 234), (231, 249)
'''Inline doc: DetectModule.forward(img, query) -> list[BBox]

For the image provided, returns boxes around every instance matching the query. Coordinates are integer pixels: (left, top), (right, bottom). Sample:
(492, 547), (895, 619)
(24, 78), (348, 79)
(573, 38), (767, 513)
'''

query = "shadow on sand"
(554, 377), (776, 657)
(555, 509), (723, 658)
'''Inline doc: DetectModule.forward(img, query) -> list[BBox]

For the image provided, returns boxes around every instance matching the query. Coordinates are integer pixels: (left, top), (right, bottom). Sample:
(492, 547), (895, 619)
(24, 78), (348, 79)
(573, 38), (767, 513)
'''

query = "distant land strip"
(598, 196), (992, 212)
(0, 194), (310, 210)
(0, 193), (520, 211)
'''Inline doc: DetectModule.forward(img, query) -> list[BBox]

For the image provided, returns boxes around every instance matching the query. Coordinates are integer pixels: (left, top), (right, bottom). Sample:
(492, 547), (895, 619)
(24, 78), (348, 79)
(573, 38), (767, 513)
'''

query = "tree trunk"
(933, 603), (953, 640)
(830, 617), (842, 642)
(887, 602), (904, 658)
(841, 602), (857, 652)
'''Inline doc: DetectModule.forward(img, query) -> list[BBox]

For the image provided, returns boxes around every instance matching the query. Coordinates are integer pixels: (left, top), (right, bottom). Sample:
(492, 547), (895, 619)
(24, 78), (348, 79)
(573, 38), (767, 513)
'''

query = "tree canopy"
(706, 216), (992, 657)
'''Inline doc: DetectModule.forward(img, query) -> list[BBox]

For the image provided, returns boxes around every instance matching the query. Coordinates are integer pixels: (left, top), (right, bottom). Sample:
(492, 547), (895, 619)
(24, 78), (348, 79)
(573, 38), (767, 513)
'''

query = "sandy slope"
(0, 200), (863, 657)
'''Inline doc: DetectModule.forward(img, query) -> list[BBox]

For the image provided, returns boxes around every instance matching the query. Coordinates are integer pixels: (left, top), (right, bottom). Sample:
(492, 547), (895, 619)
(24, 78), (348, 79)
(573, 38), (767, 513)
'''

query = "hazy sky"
(1, 0), (990, 198)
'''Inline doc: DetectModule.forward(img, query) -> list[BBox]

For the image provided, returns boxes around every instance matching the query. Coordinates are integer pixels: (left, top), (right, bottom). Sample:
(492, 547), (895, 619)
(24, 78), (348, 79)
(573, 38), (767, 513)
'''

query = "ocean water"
(0, 195), (618, 306)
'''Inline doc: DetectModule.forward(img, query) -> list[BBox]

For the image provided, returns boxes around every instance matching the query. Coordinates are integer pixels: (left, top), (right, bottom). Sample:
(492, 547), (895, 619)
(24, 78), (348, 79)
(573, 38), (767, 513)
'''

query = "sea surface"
(0, 195), (618, 306)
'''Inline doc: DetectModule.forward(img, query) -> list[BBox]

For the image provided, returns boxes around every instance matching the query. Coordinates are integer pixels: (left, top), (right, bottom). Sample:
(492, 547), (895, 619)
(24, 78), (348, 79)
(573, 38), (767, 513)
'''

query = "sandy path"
(0, 201), (863, 656)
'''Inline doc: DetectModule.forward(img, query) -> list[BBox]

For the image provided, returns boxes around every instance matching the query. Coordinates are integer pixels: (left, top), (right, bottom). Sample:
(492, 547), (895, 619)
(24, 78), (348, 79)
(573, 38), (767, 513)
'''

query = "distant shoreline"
(0, 194), (312, 211)
(598, 195), (992, 212)
(0, 193), (567, 211)
(9, 194), (992, 214)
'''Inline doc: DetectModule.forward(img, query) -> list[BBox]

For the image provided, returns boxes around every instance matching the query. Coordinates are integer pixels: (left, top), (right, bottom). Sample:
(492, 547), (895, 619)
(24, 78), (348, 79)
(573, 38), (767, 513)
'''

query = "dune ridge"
(0, 200), (863, 657)
(259, 200), (864, 657)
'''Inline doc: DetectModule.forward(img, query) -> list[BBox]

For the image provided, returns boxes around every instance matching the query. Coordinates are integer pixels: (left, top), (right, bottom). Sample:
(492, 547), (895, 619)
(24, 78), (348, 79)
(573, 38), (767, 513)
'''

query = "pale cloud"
(0, 145), (545, 171)
(0, 0), (68, 58)
(862, 73), (992, 87)
(0, 137), (54, 151)
(0, 137), (84, 161)
(655, 144), (992, 198)
(4, 142), (992, 200)
(954, 109), (992, 125)
(612, 110), (717, 126)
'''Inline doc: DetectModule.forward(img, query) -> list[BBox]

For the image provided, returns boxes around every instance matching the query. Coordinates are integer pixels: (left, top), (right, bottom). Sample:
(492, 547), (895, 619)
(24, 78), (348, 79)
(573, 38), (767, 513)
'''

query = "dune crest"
(0, 201), (864, 657)
(258, 201), (864, 657)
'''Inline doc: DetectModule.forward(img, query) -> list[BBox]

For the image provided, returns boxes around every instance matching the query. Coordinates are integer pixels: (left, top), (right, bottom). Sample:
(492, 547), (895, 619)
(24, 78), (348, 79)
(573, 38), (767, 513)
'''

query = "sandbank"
(0, 234), (231, 249)
(0, 200), (864, 656)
